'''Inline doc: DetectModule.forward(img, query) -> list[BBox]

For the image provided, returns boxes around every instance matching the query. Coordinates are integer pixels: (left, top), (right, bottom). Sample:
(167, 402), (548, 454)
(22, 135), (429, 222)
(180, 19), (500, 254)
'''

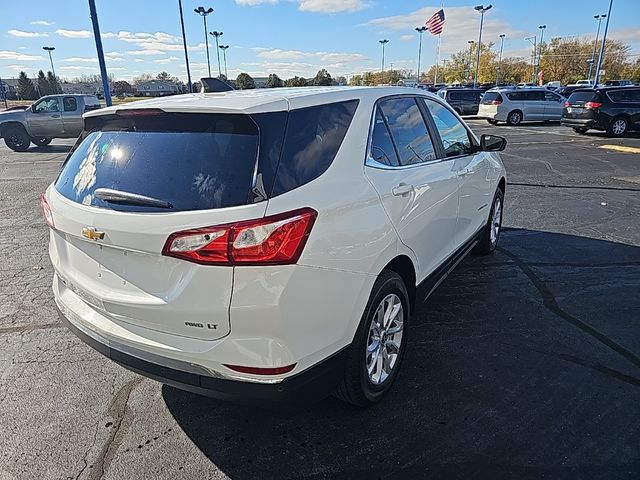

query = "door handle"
(51, 114), (60, 118)
(458, 168), (472, 177)
(392, 183), (414, 197)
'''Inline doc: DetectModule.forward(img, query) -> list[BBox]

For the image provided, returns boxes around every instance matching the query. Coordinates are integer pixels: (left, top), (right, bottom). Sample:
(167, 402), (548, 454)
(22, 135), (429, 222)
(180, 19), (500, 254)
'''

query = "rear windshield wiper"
(94, 188), (173, 209)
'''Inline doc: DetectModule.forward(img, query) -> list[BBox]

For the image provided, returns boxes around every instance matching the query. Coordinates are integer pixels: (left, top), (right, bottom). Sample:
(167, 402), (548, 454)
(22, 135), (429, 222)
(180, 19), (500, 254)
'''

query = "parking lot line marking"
(600, 145), (640, 154)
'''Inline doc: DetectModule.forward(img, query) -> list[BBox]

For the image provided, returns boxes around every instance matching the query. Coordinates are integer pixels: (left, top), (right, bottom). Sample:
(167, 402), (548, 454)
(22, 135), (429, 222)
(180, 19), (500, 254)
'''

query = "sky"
(1, 0), (639, 83)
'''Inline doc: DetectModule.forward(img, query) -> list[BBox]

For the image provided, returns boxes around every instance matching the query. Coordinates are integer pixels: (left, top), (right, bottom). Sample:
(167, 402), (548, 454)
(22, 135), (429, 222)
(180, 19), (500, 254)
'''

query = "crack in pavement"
(0, 322), (64, 335)
(498, 246), (640, 372)
(509, 182), (640, 193)
(86, 377), (144, 480)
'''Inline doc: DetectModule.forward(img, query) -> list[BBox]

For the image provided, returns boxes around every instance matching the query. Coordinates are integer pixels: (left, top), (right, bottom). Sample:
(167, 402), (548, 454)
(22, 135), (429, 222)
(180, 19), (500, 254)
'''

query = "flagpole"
(434, 34), (442, 85)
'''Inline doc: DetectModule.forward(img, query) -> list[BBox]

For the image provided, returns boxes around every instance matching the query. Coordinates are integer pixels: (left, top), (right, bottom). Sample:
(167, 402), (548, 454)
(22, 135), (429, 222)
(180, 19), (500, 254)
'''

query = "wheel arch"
(498, 177), (506, 194)
(0, 121), (27, 137)
(381, 255), (417, 313)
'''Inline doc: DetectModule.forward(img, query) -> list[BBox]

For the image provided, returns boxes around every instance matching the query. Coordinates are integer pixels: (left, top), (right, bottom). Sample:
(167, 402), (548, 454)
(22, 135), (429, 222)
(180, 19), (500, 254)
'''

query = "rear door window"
(63, 97), (77, 112)
(55, 113), (261, 212)
(377, 97), (437, 166)
(544, 91), (562, 103)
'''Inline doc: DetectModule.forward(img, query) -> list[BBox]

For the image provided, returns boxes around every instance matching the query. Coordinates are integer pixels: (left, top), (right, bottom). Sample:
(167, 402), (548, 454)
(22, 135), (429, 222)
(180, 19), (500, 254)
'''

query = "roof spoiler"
(200, 77), (234, 93)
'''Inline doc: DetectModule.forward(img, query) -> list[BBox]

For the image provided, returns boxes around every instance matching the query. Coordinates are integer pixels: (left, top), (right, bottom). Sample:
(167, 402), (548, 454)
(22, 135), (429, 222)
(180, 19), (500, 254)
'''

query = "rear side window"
(506, 91), (524, 101)
(462, 92), (479, 101)
(481, 92), (502, 104)
(271, 100), (358, 196)
(55, 113), (261, 212)
(63, 97), (77, 112)
(608, 89), (640, 103)
(378, 97), (437, 166)
(448, 91), (462, 101)
(370, 108), (400, 167)
(525, 91), (545, 101)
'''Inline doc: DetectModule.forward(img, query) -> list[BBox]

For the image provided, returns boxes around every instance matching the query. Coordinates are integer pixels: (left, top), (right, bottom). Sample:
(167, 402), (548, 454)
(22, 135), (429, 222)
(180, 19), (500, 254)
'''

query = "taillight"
(162, 208), (317, 266)
(564, 101), (570, 107)
(584, 101), (602, 109)
(491, 99), (502, 105)
(40, 193), (54, 229)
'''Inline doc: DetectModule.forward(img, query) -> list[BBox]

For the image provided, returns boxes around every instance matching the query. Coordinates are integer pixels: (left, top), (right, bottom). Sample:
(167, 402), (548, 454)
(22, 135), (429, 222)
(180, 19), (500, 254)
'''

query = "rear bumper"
(58, 305), (349, 403)
(561, 118), (598, 129)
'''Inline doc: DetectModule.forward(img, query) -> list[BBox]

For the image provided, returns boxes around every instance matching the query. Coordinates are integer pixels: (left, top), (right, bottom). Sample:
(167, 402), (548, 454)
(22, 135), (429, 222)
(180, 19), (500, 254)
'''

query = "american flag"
(425, 9), (445, 35)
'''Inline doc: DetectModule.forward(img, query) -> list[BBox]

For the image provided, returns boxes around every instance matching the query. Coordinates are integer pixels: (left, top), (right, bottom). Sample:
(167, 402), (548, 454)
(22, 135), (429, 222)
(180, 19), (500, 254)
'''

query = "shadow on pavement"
(163, 228), (640, 479)
(28, 145), (73, 154)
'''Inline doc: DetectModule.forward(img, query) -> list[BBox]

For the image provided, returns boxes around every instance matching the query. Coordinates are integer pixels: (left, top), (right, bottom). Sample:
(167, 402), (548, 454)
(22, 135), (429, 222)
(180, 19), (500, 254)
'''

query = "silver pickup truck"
(0, 94), (101, 151)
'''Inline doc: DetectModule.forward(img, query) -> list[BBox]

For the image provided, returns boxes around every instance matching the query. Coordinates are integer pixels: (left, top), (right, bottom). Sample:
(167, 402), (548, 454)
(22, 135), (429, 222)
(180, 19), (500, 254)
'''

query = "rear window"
(567, 91), (599, 104)
(481, 92), (502, 104)
(55, 113), (262, 212)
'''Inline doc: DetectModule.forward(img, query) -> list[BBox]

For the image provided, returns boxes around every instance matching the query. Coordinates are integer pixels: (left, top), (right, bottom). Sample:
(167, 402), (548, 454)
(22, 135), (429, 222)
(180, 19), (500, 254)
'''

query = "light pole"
(209, 31), (223, 78)
(219, 45), (229, 79)
(536, 25), (546, 84)
(194, 6), (214, 77)
(467, 40), (475, 82)
(415, 26), (427, 84)
(594, 0), (614, 86)
(496, 34), (505, 85)
(178, 0), (192, 93)
(42, 46), (56, 77)
(525, 35), (537, 83)
(588, 14), (606, 82)
(88, 0), (111, 106)
(473, 4), (492, 88)
(379, 39), (389, 83)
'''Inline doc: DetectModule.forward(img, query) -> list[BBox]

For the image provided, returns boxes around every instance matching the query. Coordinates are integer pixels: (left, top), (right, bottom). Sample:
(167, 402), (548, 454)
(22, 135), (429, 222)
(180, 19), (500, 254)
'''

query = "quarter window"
(377, 97), (436, 166)
(370, 108), (400, 167)
(422, 99), (475, 158)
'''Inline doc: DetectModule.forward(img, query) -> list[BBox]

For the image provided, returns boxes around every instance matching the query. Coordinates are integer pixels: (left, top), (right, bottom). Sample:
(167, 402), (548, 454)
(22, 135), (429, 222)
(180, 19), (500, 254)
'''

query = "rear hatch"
(47, 110), (275, 340)
(563, 90), (601, 119)
(479, 91), (503, 116)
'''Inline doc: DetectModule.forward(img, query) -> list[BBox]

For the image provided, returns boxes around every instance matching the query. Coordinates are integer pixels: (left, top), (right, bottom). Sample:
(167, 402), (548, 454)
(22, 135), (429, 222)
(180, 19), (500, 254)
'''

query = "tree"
(267, 73), (283, 88)
(112, 80), (134, 96)
(156, 71), (180, 83)
(335, 76), (347, 85)
(46, 71), (62, 94)
(313, 68), (332, 86)
(16, 71), (38, 100)
(132, 73), (154, 86)
(349, 74), (363, 86)
(36, 70), (50, 97)
(192, 81), (202, 93)
(235, 73), (255, 89)
(284, 76), (307, 87)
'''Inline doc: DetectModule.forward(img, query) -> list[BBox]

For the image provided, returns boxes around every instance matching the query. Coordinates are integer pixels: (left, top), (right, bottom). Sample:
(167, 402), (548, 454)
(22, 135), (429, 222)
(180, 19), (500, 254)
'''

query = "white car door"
(420, 98), (492, 247)
(364, 96), (460, 282)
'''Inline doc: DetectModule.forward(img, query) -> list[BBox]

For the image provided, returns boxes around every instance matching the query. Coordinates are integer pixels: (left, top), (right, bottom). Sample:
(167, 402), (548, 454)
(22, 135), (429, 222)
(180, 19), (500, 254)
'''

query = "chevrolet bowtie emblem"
(82, 227), (105, 241)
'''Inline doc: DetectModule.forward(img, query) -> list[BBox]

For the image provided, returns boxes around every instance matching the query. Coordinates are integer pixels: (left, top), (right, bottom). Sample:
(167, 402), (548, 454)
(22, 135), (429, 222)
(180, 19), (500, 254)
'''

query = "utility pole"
(473, 4), (492, 88)
(525, 35), (537, 84)
(588, 14), (606, 82)
(594, 0), (614, 86)
(178, 0), (192, 93)
(496, 34), (505, 85)
(88, 0), (111, 106)
(194, 6), (214, 77)
(415, 26), (427, 84)
(209, 31), (223, 77)
(467, 40), (475, 82)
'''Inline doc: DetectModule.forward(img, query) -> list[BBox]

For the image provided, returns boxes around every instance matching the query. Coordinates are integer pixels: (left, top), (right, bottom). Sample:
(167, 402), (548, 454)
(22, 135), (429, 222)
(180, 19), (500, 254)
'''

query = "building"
(136, 80), (180, 97)
(0, 79), (17, 99)
(60, 82), (102, 95)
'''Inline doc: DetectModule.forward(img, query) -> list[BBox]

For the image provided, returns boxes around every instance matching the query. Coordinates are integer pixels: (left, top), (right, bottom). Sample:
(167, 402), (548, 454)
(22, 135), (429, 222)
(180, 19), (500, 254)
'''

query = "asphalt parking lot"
(1, 120), (639, 480)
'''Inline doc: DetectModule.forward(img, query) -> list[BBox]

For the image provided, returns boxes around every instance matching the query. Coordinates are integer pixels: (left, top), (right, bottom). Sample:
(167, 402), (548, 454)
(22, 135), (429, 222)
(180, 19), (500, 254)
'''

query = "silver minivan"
(478, 88), (565, 125)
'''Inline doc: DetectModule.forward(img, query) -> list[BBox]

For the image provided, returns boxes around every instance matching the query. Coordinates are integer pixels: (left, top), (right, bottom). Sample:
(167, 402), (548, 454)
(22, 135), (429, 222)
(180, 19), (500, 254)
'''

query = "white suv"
(44, 87), (507, 406)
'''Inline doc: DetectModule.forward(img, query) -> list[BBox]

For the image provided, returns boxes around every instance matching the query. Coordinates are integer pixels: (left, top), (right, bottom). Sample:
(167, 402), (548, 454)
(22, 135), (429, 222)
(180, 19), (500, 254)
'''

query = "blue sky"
(1, 0), (639, 82)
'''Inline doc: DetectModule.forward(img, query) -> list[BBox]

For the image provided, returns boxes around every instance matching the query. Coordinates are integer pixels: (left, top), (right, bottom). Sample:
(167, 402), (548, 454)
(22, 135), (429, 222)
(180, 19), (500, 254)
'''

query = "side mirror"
(481, 134), (507, 152)
(31, 104), (37, 113)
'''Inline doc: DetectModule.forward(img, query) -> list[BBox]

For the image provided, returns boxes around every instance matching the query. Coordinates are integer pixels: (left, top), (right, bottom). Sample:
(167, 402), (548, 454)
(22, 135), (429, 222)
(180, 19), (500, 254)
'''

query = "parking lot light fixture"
(194, 6), (214, 77)
(473, 4), (492, 88)
(219, 45), (229, 79)
(496, 34), (505, 85)
(588, 14), (606, 82)
(415, 26), (427, 84)
(594, 0), (614, 86)
(178, 0), (193, 93)
(42, 46), (56, 78)
(209, 31), (224, 78)
(379, 39), (389, 75)
(537, 25), (546, 83)
(467, 40), (475, 82)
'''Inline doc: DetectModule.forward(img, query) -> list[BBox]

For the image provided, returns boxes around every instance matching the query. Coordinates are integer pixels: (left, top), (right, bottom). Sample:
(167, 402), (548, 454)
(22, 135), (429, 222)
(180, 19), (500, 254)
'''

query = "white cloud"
(0, 50), (43, 61)
(154, 56), (180, 64)
(608, 27), (640, 45)
(235, 0), (277, 4)
(134, 58), (145, 62)
(59, 66), (94, 71)
(56, 29), (92, 38)
(400, 34), (414, 42)
(257, 49), (310, 59)
(30, 20), (55, 26)
(62, 57), (97, 63)
(8, 29), (48, 38)
(298, 0), (366, 13)
(105, 51), (123, 57)
(126, 50), (166, 56)
(317, 51), (366, 62)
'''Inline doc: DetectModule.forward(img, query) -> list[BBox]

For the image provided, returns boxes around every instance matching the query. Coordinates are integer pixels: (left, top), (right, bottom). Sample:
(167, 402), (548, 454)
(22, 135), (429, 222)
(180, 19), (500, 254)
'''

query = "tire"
(607, 116), (628, 137)
(32, 137), (52, 147)
(474, 188), (504, 255)
(506, 110), (523, 126)
(573, 127), (588, 134)
(3, 126), (31, 152)
(335, 270), (409, 407)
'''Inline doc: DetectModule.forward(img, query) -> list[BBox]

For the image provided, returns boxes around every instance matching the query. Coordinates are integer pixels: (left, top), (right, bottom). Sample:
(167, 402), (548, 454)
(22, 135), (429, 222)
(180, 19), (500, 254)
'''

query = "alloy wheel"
(612, 119), (627, 136)
(490, 197), (502, 247)
(366, 293), (404, 385)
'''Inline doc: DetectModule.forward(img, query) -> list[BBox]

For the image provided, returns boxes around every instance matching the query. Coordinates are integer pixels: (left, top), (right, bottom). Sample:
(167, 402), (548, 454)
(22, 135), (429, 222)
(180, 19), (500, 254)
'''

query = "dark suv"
(561, 86), (640, 137)
(436, 88), (483, 115)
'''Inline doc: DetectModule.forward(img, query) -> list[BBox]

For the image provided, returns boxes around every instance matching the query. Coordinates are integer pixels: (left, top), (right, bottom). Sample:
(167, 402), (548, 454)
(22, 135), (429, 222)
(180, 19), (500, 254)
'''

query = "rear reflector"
(584, 101), (602, 109)
(162, 208), (317, 266)
(564, 101), (570, 107)
(224, 364), (297, 375)
(40, 193), (54, 229)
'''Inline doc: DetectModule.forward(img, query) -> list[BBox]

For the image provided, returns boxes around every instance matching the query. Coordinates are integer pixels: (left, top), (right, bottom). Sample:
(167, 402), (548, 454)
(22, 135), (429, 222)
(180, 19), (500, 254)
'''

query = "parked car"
(0, 94), (101, 151)
(572, 80), (594, 86)
(561, 86), (640, 137)
(478, 87), (565, 125)
(44, 87), (507, 406)
(436, 87), (483, 115)
(604, 79), (634, 87)
(556, 85), (582, 98)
